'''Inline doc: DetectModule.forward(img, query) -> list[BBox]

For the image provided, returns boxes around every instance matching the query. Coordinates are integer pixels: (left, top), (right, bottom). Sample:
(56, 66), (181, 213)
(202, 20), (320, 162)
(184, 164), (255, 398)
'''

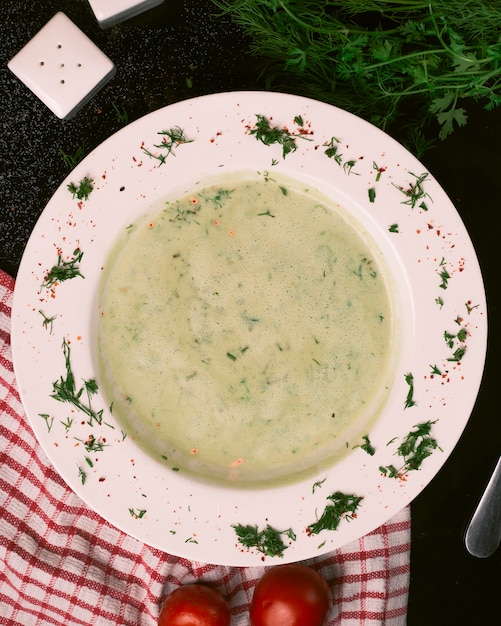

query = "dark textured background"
(1, 1), (500, 624)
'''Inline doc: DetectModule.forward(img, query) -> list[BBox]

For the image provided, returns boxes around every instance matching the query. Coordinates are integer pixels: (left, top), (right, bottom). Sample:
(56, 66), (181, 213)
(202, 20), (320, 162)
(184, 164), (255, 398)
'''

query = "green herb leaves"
(438, 257), (451, 290)
(248, 114), (311, 158)
(60, 145), (84, 169)
(358, 435), (375, 456)
(395, 172), (430, 210)
(48, 340), (109, 485)
(249, 114), (298, 157)
(67, 176), (94, 200)
(214, 0), (501, 145)
(39, 310), (57, 333)
(444, 325), (467, 362)
(142, 127), (193, 166)
(51, 339), (103, 427)
(232, 523), (295, 557)
(380, 420), (441, 478)
(404, 372), (416, 409)
(42, 248), (84, 290)
(324, 136), (358, 174)
(233, 489), (363, 557)
(306, 491), (363, 535)
(430, 92), (468, 140)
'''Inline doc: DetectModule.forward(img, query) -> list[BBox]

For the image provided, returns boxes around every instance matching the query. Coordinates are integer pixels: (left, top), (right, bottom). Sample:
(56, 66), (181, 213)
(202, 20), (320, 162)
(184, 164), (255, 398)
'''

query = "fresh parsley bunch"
(213, 0), (501, 150)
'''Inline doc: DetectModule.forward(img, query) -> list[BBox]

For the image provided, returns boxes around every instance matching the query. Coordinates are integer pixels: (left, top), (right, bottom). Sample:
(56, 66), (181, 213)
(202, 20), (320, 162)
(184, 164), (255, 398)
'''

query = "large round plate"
(12, 92), (487, 565)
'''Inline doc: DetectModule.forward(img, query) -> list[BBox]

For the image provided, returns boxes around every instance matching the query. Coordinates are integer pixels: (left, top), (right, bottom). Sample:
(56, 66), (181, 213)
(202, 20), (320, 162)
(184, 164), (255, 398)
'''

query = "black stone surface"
(1, 2), (500, 624)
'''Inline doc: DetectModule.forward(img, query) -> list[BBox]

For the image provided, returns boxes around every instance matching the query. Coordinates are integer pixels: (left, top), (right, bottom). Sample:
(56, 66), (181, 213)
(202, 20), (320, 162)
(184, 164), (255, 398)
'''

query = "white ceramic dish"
(12, 92), (487, 565)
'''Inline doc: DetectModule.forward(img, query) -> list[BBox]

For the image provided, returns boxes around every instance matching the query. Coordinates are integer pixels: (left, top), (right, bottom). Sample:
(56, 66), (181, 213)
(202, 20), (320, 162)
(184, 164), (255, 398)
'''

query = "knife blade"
(465, 455), (501, 558)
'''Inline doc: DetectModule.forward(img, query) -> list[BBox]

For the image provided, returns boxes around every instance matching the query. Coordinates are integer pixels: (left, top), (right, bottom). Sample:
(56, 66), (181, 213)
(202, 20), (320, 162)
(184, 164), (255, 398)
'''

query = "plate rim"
(11, 90), (488, 565)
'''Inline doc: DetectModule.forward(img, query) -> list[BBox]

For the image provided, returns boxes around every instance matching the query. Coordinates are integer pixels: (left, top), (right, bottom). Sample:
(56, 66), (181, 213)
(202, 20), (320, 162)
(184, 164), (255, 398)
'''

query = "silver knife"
(465, 455), (501, 558)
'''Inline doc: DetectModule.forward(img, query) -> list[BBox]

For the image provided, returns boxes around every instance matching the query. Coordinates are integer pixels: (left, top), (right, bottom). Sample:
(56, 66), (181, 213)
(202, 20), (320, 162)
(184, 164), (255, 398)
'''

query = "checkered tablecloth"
(0, 269), (410, 625)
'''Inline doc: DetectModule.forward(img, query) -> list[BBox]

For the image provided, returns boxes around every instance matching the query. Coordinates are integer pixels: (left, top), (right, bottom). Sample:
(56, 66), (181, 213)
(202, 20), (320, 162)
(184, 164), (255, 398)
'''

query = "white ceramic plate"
(12, 92), (487, 565)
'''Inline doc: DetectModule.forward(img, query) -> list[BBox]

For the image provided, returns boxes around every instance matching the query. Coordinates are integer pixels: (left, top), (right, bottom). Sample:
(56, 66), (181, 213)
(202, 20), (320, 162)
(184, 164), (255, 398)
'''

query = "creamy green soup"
(98, 172), (397, 486)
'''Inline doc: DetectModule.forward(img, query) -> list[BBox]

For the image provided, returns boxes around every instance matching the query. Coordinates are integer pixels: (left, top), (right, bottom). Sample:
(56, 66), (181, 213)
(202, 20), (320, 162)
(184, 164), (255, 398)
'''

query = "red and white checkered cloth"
(0, 268), (410, 625)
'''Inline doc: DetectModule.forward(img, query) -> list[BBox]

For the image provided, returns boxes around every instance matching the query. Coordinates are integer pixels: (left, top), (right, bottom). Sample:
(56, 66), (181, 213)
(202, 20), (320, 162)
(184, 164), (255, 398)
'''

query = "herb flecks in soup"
(98, 173), (396, 486)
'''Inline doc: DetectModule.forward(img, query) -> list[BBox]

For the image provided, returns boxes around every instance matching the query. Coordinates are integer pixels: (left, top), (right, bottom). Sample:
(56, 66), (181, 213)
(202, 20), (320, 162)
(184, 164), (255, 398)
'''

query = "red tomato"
(158, 584), (231, 626)
(250, 564), (332, 626)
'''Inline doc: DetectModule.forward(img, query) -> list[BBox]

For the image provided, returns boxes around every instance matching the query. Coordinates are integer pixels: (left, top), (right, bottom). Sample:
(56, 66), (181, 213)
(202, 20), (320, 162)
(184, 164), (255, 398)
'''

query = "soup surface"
(98, 172), (397, 486)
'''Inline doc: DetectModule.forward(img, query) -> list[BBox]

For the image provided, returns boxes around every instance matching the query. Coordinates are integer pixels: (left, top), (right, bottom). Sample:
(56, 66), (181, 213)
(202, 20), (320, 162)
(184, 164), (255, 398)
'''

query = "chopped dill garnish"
(67, 176), (94, 201)
(307, 491), (363, 535)
(42, 248), (84, 289)
(358, 435), (375, 456)
(78, 466), (87, 485)
(404, 372), (416, 408)
(312, 478), (326, 493)
(443, 325), (467, 361)
(249, 114), (310, 158)
(438, 258), (451, 290)
(51, 339), (103, 426)
(75, 433), (107, 453)
(142, 126), (193, 165)
(380, 420), (441, 478)
(39, 310), (57, 333)
(59, 145), (84, 169)
(232, 523), (295, 557)
(111, 101), (128, 124)
(395, 172), (430, 209)
(39, 413), (54, 433)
